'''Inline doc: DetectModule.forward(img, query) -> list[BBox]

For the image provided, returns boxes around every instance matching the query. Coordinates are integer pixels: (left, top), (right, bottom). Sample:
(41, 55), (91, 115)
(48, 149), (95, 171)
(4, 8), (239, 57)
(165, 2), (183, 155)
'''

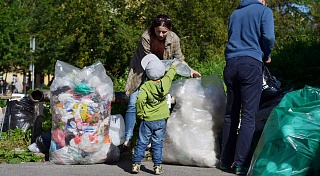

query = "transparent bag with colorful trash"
(49, 60), (119, 164)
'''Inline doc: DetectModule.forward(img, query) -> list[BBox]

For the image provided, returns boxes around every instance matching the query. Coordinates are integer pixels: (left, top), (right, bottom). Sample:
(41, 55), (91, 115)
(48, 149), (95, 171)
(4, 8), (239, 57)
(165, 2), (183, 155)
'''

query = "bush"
(270, 32), (320, 90)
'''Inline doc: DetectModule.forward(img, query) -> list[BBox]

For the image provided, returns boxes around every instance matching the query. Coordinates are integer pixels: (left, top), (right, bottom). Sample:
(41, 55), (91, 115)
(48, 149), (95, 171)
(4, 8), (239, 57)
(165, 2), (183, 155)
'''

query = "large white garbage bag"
(163, 74), (226, 167)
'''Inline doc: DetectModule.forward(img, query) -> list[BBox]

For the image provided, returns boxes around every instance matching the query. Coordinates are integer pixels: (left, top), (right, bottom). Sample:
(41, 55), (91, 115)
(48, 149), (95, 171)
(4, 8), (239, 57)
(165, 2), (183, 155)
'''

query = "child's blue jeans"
(132, 119), (167, 166)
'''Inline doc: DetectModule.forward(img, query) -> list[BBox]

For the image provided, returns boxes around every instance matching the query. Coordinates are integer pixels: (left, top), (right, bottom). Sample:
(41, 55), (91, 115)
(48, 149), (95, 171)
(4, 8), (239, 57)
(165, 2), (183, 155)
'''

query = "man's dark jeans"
(221, 56), (263, 167)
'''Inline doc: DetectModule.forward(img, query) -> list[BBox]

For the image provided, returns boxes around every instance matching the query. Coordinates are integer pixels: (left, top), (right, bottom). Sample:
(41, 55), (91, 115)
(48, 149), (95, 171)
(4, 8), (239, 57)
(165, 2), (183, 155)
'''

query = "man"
(220, 0), (275, 175)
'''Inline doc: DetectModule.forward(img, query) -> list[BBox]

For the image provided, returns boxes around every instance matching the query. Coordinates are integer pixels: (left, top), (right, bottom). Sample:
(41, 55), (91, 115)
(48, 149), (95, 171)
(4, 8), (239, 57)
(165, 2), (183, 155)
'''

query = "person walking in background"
(14, 77), (23, 94)
(123, 14), (201, 151)
(0, 80), (8, 95)
(219, 0), (275, 175)
(131, 54), (178, 175)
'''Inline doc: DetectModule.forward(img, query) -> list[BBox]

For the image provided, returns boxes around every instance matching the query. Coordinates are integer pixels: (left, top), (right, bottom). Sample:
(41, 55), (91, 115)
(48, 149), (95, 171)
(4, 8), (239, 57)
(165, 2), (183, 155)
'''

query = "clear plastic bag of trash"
(49, 60), (118, 165)
(162, 74), (226, 167)
(162, 58), (191, 77)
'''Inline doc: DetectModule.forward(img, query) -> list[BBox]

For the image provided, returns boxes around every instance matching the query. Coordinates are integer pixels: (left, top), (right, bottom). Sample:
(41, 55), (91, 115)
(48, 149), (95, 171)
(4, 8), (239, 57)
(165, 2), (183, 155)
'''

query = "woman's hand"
(191, 69), (201, 78)
(180, 60), (201, 77)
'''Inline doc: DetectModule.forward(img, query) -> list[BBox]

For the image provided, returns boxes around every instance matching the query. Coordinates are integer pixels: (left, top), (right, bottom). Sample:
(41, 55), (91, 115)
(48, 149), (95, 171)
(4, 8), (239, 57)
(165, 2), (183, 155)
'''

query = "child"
(131, 54), (178, 175)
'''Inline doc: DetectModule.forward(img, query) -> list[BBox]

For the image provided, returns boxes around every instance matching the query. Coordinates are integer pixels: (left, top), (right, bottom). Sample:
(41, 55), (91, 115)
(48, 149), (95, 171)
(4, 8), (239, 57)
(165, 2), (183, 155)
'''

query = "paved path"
(0, 158), (236, 176)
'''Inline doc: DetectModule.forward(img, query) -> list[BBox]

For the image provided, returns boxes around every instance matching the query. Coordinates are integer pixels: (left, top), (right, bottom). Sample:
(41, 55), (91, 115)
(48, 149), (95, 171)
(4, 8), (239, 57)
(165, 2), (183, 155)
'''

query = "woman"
(123, 14), (201, 150)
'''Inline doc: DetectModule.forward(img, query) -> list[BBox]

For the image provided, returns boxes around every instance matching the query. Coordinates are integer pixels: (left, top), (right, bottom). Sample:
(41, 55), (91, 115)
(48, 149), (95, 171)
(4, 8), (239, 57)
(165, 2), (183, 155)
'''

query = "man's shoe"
(132, 163), (141, 174)
(235, 166), (248, 175)
(219, 162), (232, 170)
(153, 165), (164, 175)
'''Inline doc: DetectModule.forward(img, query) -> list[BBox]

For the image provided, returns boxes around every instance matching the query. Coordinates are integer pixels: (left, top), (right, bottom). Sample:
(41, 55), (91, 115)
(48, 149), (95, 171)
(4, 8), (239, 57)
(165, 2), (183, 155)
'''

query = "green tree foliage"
(309, 0), (320, 33)
(23, 0), (148, 77)
(269, 31), (320, 89)
(165, 0), (232, 60)
(0, 0), (30, 78)
(23, 0), (236, 76)
(26, 0), (114, 74)
(266, 0), (320, 89)
(0, 0), (319, 89)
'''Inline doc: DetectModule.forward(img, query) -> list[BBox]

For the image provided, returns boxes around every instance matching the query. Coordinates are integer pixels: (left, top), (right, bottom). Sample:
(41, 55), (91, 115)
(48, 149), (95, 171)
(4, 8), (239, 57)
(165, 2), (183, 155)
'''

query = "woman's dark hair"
(148, 14), (172, 60)
(150, 14), (172, 30)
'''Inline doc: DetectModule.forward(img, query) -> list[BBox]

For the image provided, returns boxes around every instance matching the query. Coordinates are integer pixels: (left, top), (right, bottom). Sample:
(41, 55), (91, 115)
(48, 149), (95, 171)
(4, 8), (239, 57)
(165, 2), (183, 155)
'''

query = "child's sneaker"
(132, 163), (141, 174)
(153, 165), (164, 175)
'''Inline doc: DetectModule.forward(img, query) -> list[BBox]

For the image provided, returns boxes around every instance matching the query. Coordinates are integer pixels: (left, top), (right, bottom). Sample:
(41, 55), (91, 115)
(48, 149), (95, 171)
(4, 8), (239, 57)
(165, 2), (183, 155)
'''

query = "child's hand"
(172, 61), (179, 66)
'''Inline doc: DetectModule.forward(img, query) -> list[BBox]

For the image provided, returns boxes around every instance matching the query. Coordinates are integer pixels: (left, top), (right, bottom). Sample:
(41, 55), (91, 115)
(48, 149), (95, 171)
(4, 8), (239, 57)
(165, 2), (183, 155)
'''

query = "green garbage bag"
(248, 86), (320, 176)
